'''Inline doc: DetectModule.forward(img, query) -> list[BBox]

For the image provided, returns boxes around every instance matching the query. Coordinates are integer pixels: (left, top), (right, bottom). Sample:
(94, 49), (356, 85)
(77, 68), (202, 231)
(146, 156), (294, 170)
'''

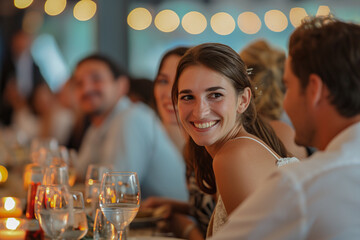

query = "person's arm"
(213, 138), (278, 214)
(209, 170), (305, 240)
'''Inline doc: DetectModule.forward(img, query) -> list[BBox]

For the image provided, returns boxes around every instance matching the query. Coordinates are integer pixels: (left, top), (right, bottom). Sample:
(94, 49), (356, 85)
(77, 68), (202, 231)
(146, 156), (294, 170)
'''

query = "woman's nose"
(193, 99), (210, 119)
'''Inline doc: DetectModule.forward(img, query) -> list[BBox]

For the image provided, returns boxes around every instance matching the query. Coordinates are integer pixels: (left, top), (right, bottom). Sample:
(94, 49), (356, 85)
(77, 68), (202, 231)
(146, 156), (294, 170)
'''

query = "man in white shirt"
(209, 16), (360, 240)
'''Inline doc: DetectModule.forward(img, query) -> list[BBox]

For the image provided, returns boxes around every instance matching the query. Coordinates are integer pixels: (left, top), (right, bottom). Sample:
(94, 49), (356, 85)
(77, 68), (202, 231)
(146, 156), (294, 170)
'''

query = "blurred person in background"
(143, 47), (215, 239)
(0, 30), (46, 134)
(72, 54), (188, 200)
(240, 39), (308, 158)
(128, 77), (155, 108)
(30, 83), (75, 145)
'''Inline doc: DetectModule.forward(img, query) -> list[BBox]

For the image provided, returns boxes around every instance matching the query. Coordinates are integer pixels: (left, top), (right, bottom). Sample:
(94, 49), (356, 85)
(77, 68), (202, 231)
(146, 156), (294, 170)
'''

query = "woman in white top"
(171, 43), (298, 237)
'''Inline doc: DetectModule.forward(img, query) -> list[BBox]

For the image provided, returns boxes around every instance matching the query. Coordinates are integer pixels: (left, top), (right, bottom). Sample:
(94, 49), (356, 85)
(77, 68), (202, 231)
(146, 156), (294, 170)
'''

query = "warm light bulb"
(182, 11), (207, 34)
(44, 0), (67, 16)
(238, 12), (261, 34)
(316, 5), (331, 16)
(73, 0), (97, 21)
(14, 0), (33, 9)
(289, 7), (308, 27)
(264, 10), (288, 32)
(154, 9), (180, 33)
(211, 12), (235, 35)
(127, 7), (152, 30)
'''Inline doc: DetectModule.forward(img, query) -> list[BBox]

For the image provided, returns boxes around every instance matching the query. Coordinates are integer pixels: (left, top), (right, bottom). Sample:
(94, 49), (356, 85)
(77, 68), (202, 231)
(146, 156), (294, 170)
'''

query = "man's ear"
(307, 74), (327, 107)
(116, 76), (130, 97)
(237, 87), (252, 114)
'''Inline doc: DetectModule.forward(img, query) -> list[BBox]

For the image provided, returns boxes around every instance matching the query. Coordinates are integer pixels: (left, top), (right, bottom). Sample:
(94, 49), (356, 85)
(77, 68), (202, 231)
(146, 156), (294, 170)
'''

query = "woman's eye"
(210, 93), (223, 99)
(180, 95), (193, 101)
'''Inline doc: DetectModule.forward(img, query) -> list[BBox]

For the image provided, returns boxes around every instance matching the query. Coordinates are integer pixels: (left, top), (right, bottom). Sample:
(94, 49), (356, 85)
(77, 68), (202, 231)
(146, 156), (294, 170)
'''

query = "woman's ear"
(237, 87), (252, 114)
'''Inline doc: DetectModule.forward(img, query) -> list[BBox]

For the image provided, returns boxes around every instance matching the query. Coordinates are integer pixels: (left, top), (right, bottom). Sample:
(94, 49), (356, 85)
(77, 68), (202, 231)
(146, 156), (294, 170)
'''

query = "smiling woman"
(172, 43), (298, 237)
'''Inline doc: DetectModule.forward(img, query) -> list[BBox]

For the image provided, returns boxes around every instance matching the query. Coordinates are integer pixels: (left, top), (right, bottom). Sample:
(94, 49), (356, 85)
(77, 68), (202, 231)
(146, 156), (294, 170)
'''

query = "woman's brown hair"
(172, 43), (289, 194)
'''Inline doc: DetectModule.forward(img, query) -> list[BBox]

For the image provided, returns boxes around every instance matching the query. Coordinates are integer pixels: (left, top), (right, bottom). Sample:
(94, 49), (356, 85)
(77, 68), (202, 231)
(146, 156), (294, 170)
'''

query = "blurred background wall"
(1, 0), (359, 92)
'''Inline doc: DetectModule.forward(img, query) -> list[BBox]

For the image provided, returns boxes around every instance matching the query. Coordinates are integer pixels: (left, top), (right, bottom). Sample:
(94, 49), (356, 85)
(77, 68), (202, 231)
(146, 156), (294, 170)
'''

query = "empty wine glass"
(34, 185), (71, 239)
(61, 191), (88, 240)
(99, 172), (140, 240)
(85, 164), (111, 218)
(43, 164), (69, 186)
(93, 208), (116, 240)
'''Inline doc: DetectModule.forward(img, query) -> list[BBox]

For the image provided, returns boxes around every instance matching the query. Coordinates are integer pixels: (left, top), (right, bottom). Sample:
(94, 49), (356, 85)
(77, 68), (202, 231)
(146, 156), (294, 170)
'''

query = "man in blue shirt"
(73, 54), (188, 200)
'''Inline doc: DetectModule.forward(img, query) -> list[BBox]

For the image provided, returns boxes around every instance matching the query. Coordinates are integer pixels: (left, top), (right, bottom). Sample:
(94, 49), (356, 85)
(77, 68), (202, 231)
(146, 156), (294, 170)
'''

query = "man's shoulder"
(279, 148), (360, 186)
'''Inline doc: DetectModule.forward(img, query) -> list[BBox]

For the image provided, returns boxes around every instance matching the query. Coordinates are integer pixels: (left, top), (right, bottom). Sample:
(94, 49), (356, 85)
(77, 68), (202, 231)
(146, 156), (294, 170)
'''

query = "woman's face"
(177, 64), (241, 148)
(154, 55), (181, 124)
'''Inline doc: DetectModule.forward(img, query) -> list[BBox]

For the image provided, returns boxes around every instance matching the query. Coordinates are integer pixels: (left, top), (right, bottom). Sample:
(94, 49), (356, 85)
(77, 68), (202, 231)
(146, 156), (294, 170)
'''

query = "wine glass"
(61, 191), (88, 239)
(34, 185), (71, 239)
(99, 172), (140, 240)
(43, 164), (69, 186)
(85, 164), (111, 218)
(93, 208), (116, 240)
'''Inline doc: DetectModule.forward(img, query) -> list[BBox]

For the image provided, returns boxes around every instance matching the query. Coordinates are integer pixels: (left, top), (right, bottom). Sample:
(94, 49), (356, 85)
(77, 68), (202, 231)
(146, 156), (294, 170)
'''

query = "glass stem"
(117, 230), (126, 240)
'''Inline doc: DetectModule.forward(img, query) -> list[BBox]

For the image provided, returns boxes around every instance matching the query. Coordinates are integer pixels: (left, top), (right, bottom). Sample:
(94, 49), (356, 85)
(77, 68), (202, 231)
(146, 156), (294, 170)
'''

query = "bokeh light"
(6, 218), (20, 230)
(316, 5), (331, 16)
(289, 7), (308, 28)
(264, 10), (288, 32)
(211, 12), (235, 35)
(73, 0), (97, 21)
(0, 165), (8, 183)
(14, 0), (33, 9)
(154, 9), (180, 33)
(44, 0), (67, 16)
(238, 12), (261, 34)
(127, 7), (152, 30)
(182, 11), (207, 34)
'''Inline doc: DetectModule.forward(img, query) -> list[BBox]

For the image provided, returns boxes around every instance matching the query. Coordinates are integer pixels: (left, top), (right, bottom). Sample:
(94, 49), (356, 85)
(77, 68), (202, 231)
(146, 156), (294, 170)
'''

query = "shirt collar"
(325, 121), (360, 152)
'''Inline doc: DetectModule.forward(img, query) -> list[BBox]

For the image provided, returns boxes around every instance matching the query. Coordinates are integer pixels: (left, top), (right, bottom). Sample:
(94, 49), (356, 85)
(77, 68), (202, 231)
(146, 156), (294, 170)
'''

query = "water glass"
(99, 172), (140, 240)
(34, 185), (71, 239)
(61, 191), (88, 239)
(93, 208), (116, 240)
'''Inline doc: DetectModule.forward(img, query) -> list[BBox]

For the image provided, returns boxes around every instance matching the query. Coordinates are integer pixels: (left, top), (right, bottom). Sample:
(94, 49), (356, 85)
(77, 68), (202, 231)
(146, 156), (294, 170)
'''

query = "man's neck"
(315, 114), (360, 150)
(90, 100), (120, 127)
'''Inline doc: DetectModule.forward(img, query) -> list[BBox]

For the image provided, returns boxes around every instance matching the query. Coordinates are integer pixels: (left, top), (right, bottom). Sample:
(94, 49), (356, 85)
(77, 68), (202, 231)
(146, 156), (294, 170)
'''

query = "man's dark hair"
(289, 16), (360, 117)
(76, 54), (127, 80)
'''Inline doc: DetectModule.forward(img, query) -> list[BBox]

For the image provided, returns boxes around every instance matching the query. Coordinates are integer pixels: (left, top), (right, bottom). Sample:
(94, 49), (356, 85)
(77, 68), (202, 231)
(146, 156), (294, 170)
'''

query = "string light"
(316, 6), (331, 16)
(14, 0), (33, 9)
(211, 12), (235, 35)
(154, 9), (180, 33)
(182, 11), (207, 34)
(238, 12), (261, 34)
(73, 0), (97, 21)
(289, 7), (308, 27)
(127, 7), (152, 30)
(44, 0), (67, 16)
(264, 10), (288, 32)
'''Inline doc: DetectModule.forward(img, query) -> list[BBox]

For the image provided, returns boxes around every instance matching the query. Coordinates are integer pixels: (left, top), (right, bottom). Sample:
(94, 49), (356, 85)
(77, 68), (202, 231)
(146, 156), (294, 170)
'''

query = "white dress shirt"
(209, 121), (360, 240)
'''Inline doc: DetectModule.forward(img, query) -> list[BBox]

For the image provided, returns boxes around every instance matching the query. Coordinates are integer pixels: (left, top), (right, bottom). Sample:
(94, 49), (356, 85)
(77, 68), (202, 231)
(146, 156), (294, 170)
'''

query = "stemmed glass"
(85, 164), (112, 218)
(99, 172), (140, 240)
(61, 191), (88, 239)
(34, 185), (71, 239)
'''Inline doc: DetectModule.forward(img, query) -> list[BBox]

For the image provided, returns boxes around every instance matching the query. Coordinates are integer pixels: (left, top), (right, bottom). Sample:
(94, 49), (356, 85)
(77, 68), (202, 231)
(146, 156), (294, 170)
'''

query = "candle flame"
(6, 218), (20, 230)
(4, 198), (16, 211)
